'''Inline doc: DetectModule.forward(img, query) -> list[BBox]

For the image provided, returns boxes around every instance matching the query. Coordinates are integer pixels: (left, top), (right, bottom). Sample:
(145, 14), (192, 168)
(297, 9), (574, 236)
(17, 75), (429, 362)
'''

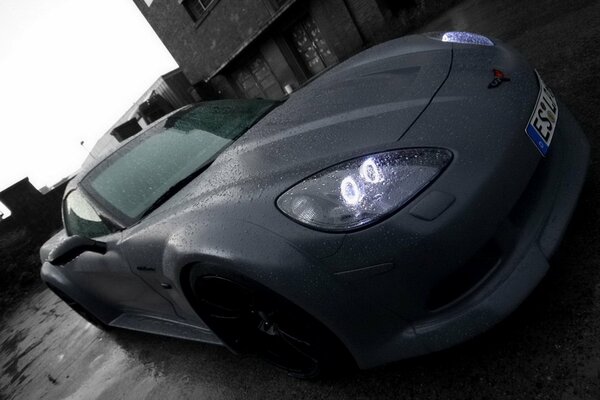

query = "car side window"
(64, 190), (112, 238)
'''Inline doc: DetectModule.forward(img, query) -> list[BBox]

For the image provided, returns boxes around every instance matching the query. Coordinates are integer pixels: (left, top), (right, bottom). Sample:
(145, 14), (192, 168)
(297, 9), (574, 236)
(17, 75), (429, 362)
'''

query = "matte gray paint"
(40, 34), (589, 369)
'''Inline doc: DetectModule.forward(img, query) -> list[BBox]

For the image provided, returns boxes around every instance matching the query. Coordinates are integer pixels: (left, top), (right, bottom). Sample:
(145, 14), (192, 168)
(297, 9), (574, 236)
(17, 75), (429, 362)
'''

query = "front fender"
(155, 216), (416, 368)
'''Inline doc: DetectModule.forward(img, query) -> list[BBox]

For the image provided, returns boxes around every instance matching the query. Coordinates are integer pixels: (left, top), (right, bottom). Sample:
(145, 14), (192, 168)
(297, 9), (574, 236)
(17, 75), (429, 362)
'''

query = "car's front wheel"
(187, 274), (355, 379)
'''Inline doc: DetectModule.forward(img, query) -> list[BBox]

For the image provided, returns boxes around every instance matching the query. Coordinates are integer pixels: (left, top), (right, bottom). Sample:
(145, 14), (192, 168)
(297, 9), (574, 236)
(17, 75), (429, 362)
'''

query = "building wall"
(0, 178), (68, 239)
(160, 69), (198, 108)
(133, 0), (292, 85)
(309, 0), (363, 60)
(208, 0), (367, 99)
(344, 0), (391, 45)
(0, 179), (69, 302)
(0, 179), (45, 230)
(134, 0), (456, 100)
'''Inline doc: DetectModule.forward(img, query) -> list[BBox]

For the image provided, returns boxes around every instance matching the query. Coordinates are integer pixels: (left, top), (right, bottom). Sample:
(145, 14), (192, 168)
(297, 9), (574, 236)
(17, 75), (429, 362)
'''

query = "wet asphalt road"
(2, 0), (600, 398)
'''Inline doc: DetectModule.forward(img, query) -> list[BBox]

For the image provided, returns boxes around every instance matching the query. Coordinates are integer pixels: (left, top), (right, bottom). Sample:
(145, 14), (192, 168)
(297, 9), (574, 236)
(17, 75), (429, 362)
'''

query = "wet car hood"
(151, 35), (452, 222)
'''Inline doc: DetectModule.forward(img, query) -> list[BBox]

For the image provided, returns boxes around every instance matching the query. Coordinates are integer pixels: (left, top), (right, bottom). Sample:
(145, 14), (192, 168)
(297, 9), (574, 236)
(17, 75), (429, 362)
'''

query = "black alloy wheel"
(189, 274), (354, 378)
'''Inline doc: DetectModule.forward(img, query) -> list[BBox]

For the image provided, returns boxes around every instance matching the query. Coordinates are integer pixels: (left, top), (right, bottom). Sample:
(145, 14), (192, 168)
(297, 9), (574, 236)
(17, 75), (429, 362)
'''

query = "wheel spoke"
(276, 328), (320, 370)
(189, 275), (352, 378)
(252, 311), (320, 374)
(277, 326), (311, 348)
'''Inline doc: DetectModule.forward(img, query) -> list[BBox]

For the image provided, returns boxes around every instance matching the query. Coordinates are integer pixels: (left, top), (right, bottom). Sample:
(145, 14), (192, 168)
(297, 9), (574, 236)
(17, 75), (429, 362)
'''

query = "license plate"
(525, 71), (558, 156)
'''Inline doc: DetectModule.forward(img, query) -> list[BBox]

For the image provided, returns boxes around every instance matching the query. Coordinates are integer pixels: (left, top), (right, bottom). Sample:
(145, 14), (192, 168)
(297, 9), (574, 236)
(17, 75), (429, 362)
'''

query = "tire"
(188, 274), (355, 379)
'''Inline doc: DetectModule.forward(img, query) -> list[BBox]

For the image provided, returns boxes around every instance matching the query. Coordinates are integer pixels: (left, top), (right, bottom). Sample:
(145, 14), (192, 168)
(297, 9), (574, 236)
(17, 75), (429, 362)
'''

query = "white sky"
(0, 0), (178, 192)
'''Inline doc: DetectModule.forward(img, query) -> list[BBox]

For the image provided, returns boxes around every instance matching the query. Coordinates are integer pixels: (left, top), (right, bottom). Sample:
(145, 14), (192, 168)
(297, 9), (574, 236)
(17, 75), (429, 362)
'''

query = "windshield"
(80, 99), (278, 225)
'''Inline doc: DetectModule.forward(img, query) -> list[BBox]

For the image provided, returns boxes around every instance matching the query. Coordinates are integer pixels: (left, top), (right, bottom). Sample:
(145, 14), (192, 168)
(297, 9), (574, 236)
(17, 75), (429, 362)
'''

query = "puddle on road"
(0, 290), (167, 400)
(0, 288), (275, 400)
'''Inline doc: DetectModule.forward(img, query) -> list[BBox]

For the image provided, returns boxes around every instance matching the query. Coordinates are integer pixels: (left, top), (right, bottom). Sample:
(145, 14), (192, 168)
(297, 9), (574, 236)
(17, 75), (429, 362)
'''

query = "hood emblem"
(488, 69), (511, 88)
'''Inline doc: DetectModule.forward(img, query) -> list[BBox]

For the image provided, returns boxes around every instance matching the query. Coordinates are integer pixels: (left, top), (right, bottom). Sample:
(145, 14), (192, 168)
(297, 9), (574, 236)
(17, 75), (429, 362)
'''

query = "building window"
(181, 0), (215, 22)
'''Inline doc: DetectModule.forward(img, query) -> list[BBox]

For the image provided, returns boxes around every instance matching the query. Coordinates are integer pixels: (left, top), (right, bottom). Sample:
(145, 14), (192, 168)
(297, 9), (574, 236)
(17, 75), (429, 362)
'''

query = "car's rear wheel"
(188, 274), (355, 378)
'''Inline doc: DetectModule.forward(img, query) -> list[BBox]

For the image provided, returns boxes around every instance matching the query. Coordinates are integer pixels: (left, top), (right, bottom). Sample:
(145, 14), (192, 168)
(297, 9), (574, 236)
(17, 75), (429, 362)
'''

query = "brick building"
(134, 0), (442, 100)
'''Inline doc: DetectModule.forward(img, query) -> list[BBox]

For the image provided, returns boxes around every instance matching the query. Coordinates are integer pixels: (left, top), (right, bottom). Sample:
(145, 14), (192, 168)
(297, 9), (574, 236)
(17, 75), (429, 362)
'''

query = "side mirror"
(48, 235), (107, 266)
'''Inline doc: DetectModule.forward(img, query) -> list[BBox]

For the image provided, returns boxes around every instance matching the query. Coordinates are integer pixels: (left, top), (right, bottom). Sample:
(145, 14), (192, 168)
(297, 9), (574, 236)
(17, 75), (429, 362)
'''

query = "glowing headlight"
(276, 148), (452, 231)
(428, 31), (494, 46)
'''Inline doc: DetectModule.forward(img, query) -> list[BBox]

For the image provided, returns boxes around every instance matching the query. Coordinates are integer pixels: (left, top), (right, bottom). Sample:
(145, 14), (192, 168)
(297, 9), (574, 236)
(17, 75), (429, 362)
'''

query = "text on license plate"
(525, 71), (558, 156)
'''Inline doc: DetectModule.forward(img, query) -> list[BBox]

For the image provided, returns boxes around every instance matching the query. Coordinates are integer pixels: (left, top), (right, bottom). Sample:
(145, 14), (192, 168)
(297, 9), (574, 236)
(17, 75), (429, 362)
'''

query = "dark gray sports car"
(40, 32), (589, 378)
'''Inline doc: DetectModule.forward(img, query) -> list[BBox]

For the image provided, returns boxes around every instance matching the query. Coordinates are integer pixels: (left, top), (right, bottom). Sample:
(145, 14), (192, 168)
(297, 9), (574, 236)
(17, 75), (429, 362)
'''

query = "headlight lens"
(276, 148), (452, 231)
(427, 31), (494, 46)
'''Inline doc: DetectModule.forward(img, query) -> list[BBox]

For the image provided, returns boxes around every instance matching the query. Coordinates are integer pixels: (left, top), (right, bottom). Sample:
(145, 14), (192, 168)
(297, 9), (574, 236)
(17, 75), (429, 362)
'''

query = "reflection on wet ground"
(0, 289), (266, 399)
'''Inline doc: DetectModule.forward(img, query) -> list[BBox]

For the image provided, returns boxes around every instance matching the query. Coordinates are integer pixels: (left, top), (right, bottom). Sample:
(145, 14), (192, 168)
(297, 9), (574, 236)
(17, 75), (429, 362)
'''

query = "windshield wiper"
(141, 161), (214, 218)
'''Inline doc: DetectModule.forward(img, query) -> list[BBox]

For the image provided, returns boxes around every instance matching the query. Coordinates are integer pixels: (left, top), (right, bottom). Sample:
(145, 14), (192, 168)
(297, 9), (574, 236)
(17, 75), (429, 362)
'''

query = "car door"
(62, 189), (179, 320)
